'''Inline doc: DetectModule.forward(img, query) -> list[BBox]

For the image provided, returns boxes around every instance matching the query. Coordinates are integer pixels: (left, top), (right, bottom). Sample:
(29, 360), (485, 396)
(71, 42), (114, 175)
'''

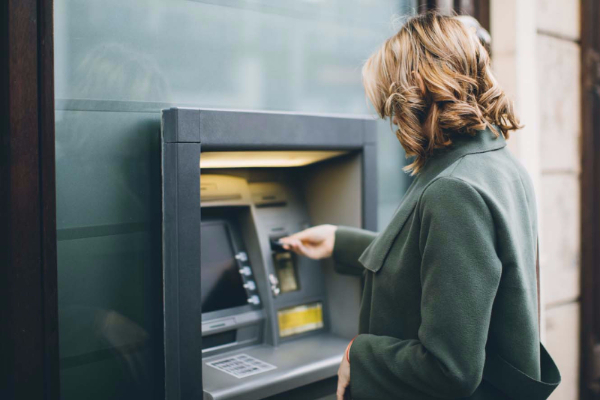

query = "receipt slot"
(161, 108), (377, 400)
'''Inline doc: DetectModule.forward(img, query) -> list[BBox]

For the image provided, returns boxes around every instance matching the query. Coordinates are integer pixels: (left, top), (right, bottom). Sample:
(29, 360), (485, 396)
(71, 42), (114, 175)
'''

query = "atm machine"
(161, 108), (377, 400)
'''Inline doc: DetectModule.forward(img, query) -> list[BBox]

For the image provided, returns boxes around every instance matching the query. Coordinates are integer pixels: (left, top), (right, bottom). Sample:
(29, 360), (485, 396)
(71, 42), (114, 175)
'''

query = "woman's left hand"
(337, 345), (351, 399)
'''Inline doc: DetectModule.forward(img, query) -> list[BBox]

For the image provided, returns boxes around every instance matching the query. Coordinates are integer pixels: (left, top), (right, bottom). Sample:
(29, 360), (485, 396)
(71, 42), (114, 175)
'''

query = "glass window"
(54, 1), (415, 398)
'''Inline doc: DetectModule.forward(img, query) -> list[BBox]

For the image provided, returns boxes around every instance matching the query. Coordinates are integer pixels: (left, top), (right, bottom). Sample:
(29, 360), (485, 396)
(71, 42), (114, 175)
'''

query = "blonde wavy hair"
(362, 12), (521, 174)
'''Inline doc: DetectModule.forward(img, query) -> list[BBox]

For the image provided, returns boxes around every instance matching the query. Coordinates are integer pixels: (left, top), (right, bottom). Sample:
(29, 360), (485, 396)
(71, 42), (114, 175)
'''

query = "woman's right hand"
(278, 224), (338, 260)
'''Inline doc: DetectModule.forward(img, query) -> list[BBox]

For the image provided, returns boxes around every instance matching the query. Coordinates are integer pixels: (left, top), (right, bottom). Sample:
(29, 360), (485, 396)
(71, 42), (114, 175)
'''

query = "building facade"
(490, 1), (583, 398)
(2, 1), (598, 399)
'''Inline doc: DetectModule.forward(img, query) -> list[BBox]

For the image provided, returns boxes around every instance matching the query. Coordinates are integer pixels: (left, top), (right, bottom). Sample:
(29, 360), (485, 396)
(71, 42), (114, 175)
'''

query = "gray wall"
(54, 1), (415, 398)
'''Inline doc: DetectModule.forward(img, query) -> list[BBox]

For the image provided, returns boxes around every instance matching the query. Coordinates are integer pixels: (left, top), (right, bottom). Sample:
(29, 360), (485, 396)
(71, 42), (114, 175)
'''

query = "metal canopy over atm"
(161, 108), (378, 400)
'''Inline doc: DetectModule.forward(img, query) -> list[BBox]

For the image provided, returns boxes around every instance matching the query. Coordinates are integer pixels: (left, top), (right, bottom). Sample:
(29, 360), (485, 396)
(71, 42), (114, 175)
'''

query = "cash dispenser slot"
(162, 108), (377, 400)
(269, 234), (300, 295)
(202, 330), (237, 350)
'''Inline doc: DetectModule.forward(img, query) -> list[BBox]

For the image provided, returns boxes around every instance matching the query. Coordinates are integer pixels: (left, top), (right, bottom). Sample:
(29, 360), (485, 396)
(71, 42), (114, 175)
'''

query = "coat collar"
(358, 126), (507, 273)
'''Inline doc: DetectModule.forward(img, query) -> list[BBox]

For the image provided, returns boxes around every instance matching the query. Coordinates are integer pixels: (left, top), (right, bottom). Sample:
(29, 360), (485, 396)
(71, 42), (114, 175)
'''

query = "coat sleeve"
(348, 177), (502, 399)
(331, 226), (377, 276)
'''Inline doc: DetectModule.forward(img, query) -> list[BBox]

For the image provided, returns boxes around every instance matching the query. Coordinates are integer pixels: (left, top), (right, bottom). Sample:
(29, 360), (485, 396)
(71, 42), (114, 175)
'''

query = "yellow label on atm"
(277, 302), (324, 338)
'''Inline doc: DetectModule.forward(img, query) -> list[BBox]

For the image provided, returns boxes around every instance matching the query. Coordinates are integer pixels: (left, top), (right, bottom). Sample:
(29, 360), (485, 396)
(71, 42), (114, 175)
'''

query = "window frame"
(0, 0), (59, 399)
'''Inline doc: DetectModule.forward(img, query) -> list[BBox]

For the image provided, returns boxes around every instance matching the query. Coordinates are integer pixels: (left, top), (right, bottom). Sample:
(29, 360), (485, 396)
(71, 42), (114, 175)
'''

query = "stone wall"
(537, 0), (581, 399)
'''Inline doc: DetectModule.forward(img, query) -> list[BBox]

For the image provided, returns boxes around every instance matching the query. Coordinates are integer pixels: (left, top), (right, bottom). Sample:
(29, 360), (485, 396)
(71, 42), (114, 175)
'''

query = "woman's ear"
(412, 71), (426, 96)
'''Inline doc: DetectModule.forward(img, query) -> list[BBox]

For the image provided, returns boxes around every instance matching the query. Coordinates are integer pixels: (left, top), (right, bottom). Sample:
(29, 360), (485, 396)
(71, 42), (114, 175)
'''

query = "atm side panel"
(362, 142), (378, 231)
(162, 141), (203, 400)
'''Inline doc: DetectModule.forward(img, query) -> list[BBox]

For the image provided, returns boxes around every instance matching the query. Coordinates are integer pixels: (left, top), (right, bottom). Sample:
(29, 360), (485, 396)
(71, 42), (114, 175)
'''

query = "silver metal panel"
(202, 333), (349, 400)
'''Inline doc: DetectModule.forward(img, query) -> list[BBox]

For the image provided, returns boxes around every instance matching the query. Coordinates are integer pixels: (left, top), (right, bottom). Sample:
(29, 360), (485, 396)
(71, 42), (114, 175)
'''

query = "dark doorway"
(581, 0), (600, 398)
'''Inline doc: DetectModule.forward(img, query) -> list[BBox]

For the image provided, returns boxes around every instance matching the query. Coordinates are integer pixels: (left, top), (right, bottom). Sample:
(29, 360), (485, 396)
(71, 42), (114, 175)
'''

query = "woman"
(279, 12), (560, 400)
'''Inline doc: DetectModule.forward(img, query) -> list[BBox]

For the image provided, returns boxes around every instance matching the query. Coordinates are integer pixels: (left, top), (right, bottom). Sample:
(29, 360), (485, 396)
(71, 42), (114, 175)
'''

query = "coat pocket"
(482, 343), (561, 400)
(357, 234), (385, 273)
(358, 206), (416, 274)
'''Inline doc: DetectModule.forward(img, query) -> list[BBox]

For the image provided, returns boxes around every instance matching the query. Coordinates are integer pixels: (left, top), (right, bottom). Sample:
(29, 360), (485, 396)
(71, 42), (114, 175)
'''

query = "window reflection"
(54, 0), (415, 398)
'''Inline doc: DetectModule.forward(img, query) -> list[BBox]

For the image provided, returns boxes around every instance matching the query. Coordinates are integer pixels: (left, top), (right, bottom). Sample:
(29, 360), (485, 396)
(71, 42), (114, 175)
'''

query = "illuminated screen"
(201, 221), (249, 313)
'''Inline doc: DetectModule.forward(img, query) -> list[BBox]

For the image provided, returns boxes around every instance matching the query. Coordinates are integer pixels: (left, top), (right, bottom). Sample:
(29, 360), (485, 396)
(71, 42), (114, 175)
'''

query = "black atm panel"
(201, 221), (252, 314)
(200, 204), (266, 358)
(201, 207), (262, 317)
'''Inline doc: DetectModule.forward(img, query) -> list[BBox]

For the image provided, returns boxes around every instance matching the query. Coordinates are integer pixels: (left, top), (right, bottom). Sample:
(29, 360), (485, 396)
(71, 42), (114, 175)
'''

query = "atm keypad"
(206, 354), (276, 379)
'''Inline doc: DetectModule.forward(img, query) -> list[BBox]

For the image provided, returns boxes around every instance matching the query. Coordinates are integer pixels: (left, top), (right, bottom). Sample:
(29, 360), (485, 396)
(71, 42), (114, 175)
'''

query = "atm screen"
(201, 221), (249, 313)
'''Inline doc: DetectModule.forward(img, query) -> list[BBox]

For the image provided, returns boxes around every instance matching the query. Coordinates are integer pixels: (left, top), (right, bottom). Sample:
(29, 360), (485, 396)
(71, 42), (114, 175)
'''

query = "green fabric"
(333, 226), (377, 276)
(332, 127), (561, 400)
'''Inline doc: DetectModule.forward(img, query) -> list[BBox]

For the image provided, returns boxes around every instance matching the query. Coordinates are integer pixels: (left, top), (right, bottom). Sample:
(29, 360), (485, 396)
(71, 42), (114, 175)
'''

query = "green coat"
(333, 127), (561, 400)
